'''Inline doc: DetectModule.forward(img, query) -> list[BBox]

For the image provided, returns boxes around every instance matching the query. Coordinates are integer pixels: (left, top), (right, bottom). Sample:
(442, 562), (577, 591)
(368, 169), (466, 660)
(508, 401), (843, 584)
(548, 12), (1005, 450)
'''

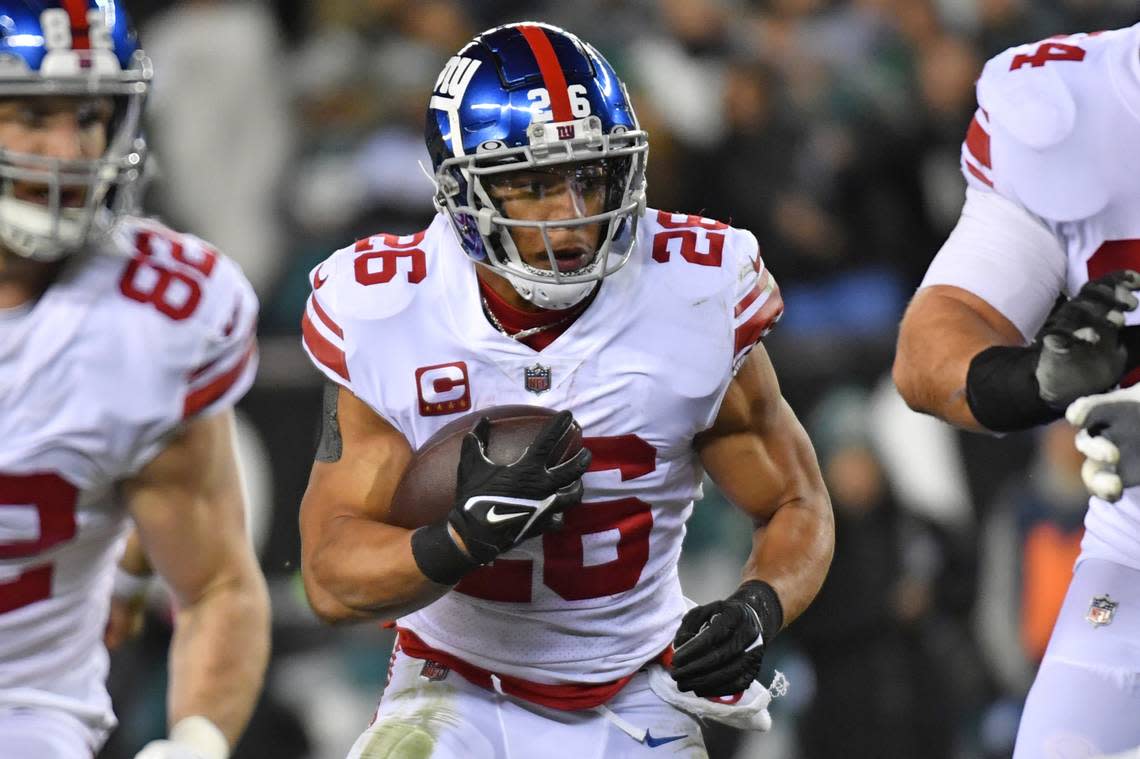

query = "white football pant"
(346, 647), (709, 758)
(1014, 558), (1140, 758)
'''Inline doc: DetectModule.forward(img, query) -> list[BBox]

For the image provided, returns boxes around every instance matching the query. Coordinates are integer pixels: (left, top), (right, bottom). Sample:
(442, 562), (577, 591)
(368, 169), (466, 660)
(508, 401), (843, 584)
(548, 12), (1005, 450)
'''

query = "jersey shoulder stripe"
(640, 209), (781, 372)
(963, 26), (1140, 220)
(302, 293), (350, 383)
(299, 220), (439, 387)
(183, 335), (257, 418)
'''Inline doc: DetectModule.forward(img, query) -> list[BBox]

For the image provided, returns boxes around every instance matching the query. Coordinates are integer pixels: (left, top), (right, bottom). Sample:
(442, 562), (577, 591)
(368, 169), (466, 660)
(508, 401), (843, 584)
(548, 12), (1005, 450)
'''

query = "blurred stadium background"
(98, 1), (1140, 757)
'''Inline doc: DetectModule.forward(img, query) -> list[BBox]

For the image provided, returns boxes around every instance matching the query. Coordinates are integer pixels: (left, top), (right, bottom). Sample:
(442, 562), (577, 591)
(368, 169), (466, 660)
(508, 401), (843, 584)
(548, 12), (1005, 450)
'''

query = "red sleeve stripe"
(188, 353), (223, 384)
(302, 311), (350, 381)
(735, 283), (761, 318)
(309, 295), (343, 339)
(734, 285), (784, 355)
(518, 25), (573, 122)
(183, 339), (256, 418)
(965, 160), (994, 188)
(965, 116), (991, 168)
(733, 270), (771, 318)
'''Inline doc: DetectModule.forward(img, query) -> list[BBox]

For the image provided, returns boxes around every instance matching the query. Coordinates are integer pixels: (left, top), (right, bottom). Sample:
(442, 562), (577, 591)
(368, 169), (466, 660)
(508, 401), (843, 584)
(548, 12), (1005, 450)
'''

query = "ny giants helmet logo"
(430, 57), (481, 127)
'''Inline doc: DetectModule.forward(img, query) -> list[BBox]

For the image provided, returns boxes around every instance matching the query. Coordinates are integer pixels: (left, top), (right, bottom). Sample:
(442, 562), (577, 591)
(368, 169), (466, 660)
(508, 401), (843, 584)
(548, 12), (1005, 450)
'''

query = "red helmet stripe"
(518, 25), (572, 122)
(61, 0), (90, 50)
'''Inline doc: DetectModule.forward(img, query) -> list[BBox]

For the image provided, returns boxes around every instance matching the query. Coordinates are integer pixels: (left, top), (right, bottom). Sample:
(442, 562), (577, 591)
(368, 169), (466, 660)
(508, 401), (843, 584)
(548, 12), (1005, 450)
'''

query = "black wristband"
(731, 580), (784, 640)
(411, 521), (480, 586)
(965, 345), (1062, 432)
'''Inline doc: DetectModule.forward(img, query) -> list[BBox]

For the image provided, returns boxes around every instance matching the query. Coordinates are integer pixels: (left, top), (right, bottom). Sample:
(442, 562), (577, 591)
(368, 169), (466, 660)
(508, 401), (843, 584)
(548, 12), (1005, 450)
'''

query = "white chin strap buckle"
(502, 269), (596, 310)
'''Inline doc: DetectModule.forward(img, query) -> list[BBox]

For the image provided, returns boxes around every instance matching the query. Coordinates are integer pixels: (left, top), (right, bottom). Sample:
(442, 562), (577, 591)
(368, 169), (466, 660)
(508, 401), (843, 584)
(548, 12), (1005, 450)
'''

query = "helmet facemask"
(0, 50), (151, 262)
(435, 115), (647, 310)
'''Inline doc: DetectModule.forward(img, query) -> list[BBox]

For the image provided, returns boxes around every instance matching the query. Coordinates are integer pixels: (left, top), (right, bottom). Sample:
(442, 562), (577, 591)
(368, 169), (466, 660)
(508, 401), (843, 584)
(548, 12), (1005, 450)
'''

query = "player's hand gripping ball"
(401, 406), (591, 583)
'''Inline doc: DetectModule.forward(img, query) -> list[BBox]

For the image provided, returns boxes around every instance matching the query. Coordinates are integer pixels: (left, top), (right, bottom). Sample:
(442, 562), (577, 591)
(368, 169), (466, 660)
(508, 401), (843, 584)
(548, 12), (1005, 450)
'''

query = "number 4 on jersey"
(1010, 41), (1086, 70)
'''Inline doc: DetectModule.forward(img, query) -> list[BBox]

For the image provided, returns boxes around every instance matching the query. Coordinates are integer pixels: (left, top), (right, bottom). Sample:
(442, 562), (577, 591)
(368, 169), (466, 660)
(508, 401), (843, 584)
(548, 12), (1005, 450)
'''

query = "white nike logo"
(462, 494), (559, 532)
(485, 506), (529, 523)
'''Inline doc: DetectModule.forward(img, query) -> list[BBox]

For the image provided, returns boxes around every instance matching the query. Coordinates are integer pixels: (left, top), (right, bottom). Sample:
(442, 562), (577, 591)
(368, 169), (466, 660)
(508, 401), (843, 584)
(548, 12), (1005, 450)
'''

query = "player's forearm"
(741, 487), (834, 628)
(167, 565), (269, 748)
(304, 516), (447, 622)
(894, 290), (1018, 432)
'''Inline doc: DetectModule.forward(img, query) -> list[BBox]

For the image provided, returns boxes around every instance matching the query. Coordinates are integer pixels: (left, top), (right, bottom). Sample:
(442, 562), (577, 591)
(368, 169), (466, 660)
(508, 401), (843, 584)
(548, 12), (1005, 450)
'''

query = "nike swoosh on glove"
(449, 410), (590, 564)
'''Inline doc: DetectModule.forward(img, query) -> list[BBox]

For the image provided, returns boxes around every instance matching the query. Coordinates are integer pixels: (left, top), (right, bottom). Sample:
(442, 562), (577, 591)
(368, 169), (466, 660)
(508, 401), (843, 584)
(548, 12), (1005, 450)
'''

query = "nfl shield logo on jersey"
(1086, 594), (1118, 628)
(419, 660), (450, 682)
(524, 363), (552, 394)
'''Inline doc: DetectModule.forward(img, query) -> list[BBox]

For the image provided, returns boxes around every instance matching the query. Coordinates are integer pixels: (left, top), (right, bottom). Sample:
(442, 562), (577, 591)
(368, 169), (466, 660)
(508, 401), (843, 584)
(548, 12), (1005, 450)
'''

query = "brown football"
(387, 405), (583, 530)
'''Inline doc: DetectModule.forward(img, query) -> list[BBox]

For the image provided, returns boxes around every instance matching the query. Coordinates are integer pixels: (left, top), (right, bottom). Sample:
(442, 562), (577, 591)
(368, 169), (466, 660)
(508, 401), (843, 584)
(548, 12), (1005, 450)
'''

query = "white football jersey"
(303, 209), (781, 684)
(0, 218), (258, 735)
(921, 24), (1140, 570)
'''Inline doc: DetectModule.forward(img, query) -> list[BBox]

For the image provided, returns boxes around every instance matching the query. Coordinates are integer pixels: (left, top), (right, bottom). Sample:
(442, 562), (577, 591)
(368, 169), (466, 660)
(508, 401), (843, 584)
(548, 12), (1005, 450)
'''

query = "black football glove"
(1034, 271), (1140, 406)
(967, 271), (1140, 431)
(671, 581), (783, 698)
(448, 411), (590, 565)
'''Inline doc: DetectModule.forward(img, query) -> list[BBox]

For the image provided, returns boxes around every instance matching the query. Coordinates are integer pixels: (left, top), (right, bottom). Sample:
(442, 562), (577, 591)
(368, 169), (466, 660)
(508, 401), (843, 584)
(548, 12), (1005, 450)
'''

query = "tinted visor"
(484, 157), (628, 222)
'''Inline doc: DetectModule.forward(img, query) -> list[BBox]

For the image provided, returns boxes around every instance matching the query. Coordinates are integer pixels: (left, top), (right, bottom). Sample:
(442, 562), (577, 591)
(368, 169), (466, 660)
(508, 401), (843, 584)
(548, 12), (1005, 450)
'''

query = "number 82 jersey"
(0, 218), (258, 737)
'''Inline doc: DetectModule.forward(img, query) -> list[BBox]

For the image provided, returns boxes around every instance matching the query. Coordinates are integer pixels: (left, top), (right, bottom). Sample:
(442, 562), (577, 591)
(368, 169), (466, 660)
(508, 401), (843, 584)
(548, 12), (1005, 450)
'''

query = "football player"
(0, 3), (269, 759)
(895, 24), (1140, 758)
(299, 22), (833, 758)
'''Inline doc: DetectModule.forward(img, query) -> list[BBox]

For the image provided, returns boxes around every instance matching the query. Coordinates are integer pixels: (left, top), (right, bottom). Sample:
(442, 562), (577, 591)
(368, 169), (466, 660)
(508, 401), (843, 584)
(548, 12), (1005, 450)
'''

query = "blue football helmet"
(0, 0), (150, 261)
(427, 22), (648, 309)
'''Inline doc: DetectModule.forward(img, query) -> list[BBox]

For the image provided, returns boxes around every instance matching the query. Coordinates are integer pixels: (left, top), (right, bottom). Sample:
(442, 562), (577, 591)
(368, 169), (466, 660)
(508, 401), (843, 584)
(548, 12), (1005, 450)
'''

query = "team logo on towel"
(1086, 594), (1118, 628)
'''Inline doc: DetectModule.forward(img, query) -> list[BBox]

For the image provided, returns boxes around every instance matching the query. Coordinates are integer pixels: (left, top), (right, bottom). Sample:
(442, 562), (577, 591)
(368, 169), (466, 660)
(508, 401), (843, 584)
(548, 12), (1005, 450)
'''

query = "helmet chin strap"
(0, 196), (89, 262)
(503, 269), (597, 310)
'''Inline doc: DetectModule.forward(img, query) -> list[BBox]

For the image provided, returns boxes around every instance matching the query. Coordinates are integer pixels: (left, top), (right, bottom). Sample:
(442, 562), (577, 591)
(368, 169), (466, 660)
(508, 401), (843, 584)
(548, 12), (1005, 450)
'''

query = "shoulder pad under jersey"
(640, 209), (782, 372)
(970, 29), (1136, 220)
(302, 223), (437, 388)
(115, 217), (260, 419)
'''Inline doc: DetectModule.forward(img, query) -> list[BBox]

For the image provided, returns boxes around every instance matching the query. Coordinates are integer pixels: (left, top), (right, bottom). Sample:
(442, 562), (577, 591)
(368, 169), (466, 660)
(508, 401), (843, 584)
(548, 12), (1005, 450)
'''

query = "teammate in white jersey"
(299, 22), (834, 759)
(895, 24), (1140, 759)
(0, 3), (269, 758)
